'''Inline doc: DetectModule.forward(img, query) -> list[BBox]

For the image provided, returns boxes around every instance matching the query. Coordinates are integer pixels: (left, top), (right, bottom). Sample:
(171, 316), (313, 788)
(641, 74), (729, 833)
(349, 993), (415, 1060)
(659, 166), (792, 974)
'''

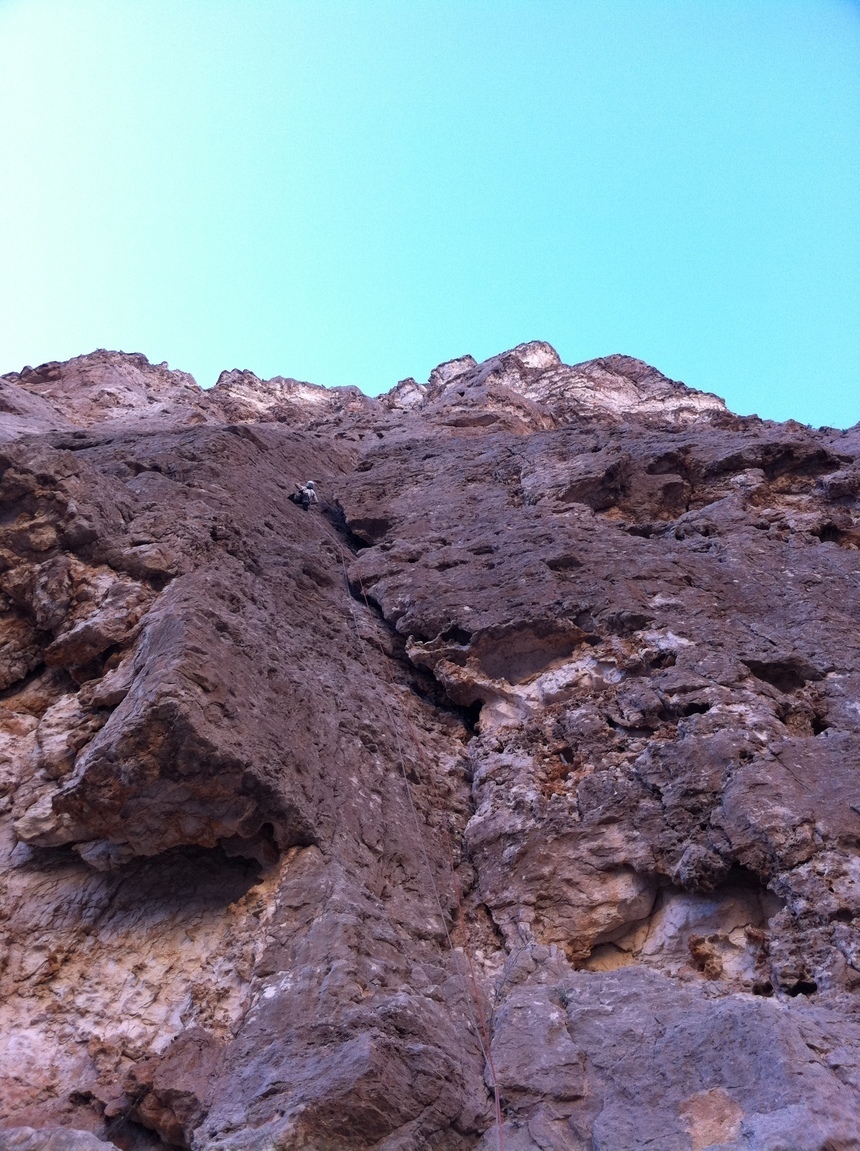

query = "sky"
(0, 1), (858, 427)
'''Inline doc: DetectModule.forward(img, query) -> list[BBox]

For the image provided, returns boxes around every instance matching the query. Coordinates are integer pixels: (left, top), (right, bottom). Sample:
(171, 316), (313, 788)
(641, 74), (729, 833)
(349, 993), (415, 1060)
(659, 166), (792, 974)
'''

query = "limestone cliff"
(1, 343), (860, 1150)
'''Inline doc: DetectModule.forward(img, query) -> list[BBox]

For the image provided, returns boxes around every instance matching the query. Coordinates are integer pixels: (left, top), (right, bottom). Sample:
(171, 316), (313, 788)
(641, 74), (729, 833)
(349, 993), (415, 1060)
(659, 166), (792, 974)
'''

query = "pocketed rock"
(1, 343), (860, 1149)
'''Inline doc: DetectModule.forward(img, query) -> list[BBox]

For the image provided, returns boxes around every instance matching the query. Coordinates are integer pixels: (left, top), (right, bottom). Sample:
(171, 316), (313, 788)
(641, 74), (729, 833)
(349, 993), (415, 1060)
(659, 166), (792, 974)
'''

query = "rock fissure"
(3, 343), (860, 1149)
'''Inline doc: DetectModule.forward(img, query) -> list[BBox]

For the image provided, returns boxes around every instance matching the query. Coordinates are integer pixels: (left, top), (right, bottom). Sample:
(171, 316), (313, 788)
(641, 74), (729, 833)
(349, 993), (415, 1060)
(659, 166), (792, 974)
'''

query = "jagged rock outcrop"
(1, 342), (860, 1150)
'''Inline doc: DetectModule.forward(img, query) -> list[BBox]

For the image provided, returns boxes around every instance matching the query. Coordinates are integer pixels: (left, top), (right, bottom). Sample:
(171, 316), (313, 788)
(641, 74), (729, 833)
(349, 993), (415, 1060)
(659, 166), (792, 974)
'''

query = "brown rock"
(2, 343), (860, 1149)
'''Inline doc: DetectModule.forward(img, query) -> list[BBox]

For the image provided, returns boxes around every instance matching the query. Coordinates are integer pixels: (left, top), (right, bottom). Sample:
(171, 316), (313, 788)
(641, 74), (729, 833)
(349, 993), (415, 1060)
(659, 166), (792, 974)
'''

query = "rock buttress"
(2, 342), (860, 1150)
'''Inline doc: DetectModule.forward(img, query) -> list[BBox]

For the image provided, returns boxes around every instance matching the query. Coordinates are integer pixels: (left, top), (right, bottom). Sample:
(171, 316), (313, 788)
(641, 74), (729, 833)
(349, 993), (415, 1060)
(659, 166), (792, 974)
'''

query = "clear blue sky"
(0, 1), (858, 427)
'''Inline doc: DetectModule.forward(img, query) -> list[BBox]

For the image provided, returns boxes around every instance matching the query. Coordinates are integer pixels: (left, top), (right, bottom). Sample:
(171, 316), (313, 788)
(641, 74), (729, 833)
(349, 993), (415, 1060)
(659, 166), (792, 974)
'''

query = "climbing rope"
(315, 497), (505, 1150)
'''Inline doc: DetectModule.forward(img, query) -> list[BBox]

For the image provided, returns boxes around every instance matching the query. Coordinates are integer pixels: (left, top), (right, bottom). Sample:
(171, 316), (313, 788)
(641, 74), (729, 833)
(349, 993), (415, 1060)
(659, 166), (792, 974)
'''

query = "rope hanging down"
(319, 505), (505, 1151)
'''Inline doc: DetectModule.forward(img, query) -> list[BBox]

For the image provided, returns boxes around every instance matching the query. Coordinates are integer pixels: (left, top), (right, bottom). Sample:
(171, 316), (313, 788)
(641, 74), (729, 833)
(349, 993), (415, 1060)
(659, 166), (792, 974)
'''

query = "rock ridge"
(1, 340), (733, 438)
(1, 342), (860, 1150)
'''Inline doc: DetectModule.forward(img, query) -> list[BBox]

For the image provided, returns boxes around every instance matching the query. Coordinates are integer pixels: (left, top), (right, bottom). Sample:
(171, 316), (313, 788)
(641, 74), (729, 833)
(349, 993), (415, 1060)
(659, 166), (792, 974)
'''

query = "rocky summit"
(1, 342), (860, 1151)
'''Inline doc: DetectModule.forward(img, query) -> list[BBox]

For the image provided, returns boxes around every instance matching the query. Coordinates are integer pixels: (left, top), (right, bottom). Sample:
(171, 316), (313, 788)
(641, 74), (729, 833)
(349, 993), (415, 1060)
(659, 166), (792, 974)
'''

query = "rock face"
(1, 342), (860, 1150)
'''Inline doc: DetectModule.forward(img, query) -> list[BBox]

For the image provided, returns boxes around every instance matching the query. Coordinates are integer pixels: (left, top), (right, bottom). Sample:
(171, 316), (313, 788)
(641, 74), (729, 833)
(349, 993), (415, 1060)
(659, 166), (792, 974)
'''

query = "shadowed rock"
(2, 343), (860, 1150)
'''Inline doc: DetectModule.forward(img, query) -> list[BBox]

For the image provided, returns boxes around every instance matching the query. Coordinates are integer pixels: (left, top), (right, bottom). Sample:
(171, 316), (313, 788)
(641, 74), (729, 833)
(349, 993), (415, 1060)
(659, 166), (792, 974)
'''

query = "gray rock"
(0, 1130), (116, 1151)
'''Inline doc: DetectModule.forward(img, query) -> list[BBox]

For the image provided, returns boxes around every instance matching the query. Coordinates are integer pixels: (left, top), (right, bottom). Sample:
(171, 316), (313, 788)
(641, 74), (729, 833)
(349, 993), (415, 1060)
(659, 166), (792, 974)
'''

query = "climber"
(289, 479), (319, 511)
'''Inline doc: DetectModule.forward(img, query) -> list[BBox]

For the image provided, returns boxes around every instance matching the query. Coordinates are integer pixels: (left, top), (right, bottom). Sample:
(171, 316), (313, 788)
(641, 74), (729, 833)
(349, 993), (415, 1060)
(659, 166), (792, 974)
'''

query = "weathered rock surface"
(1, 342), (860, 1149)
